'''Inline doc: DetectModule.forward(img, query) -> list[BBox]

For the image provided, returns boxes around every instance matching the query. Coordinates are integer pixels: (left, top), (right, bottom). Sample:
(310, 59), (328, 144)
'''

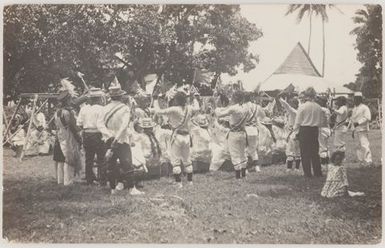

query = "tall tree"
(350, 4), (382, 98)
(285, 4), (339, 76)
(285, 4), (313, 55)
(3, 4), (262, 100)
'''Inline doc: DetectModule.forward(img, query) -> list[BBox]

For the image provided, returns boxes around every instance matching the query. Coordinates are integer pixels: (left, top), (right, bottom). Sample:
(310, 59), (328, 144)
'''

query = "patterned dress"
(54, 107), (83, 173)
(321, 164), (349, 198)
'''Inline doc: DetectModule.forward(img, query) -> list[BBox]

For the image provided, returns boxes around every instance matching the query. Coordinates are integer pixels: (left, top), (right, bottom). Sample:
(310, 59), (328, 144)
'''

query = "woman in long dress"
(53, 90), (83, 185)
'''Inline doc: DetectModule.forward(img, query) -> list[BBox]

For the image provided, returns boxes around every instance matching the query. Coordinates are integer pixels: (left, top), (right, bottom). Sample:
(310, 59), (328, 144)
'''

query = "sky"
(222, 4), (364, 91)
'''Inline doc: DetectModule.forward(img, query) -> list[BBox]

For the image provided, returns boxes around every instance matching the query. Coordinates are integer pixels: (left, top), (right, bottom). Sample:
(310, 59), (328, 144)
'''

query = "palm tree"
(286, 4), (341, 77)
(285, 4), (313, 55)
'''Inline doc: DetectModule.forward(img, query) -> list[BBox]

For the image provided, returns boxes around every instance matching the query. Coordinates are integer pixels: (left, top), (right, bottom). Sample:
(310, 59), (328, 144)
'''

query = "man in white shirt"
(97, 85), (142, 195)
(244, 92), (266, 172)
(294, 87), (324, 177)
(350, 92), (373, 166)
(151, 91), (200, 188)
(279, 96), (301, 171)
(77, 88), (105, 185)
(332, 96), (348, 152)
(215, 91), (249, 179)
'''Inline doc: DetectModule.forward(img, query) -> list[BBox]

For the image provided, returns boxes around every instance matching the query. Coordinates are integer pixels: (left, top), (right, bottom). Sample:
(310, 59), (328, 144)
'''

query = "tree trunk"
(308, 8), (312, 56)
(322, 19), (326, 77)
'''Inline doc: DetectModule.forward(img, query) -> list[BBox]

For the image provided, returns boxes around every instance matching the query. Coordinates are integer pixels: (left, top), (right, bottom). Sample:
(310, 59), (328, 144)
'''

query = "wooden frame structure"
(3, 93), (58, 161)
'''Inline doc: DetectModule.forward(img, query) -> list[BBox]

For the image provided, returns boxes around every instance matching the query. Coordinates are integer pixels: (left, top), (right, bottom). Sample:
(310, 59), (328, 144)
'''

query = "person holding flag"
(278, 96), (301, 171)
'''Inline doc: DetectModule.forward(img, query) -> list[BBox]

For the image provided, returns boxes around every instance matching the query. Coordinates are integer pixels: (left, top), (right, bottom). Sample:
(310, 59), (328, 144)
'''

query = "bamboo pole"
(19, 94), (38, 161)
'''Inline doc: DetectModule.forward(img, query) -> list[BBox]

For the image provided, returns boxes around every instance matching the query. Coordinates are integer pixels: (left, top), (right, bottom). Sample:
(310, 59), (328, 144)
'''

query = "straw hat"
(354, 91), (363, 97)
(88, 87), (104, 98)
(108, 85), (126, 97)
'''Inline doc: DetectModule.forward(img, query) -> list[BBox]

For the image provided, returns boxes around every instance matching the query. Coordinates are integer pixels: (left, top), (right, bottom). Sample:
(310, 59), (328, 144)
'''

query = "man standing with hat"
(350, 91), (373, 166)
(77, 88), (106, 185)
(294, 87), (324, 177)
(97, 85), (143, 195)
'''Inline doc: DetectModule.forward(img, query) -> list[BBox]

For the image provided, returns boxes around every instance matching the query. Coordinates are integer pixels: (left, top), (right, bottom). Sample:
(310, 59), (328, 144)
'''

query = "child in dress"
(321, 151), (365, 198)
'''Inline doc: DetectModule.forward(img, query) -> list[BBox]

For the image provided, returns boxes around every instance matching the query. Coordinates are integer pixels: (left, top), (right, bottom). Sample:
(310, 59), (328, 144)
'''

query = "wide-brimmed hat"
(260, 117), (272, 125)
(303, 87), (317, 99)
(138, 117), (156, 129)
(192, 115), (209, 128)
(108, 85), (126, 97)
(354, 91), (363, 97)
(88, 87), (104, 98)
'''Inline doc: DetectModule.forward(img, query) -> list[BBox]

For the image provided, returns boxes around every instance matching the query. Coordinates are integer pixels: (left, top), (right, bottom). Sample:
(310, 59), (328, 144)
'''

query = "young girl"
(321, 151), (365, 198)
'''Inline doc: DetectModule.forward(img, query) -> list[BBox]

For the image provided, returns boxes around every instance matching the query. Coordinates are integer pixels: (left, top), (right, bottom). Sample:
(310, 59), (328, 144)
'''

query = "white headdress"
(59, 78), (78, 97)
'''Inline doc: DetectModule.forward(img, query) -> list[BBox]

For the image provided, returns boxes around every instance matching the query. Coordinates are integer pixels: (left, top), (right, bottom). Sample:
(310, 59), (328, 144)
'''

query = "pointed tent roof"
(260, 42), (333, 92)
(273, 42), (321, 77)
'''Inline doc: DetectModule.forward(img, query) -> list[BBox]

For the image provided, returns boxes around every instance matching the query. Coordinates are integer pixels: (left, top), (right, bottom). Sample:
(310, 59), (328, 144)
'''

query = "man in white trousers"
(151, 91), (200, 188)
(350, 92), (373, 166)
(215, 91), (249, 179)
(244, 92), (266, 172)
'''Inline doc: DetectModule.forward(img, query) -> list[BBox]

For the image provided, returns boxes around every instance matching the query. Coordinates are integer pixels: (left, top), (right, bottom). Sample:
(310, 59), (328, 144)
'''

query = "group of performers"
(8, 77), (375, 195)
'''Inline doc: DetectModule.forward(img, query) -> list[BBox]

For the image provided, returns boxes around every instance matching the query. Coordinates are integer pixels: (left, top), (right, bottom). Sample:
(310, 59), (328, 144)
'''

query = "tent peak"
(272, 42), (322, 78)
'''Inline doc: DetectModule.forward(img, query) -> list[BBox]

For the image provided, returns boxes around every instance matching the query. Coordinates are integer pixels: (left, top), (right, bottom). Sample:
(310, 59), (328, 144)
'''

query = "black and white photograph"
(1, 2), (383, 244)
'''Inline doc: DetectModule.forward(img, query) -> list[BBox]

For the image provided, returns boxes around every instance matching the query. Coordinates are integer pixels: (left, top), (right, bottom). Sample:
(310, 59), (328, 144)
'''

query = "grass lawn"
(2, 130), (382, 244)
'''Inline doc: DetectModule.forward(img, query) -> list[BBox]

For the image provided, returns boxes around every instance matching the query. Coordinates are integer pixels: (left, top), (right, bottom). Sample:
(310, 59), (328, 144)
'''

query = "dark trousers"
(298, 126), (322, 177)
(107, 143), (134, 189)
(83, 132), (106, 183)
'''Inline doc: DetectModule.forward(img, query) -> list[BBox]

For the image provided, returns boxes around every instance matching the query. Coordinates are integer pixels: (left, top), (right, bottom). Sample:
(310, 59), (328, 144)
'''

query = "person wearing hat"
(332, 96), (348, 152)
(316, 95), (332, 165)
(278, 96), (301, 171)
(97, 85), (143, 195)
(151, 91), (200, 188)
(53, 88), (83, 186)
(350, 91), (373, 166)
(77, 87), (106, 185)
(131, 117), (161, 180)
(215, 90), (249, 179)
(293, 87), (324, 177)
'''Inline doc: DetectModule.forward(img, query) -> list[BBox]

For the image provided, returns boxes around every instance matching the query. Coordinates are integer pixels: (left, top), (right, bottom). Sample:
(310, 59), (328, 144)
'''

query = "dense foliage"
(347, 4), (382, 98)
(4, 4), (262, 101)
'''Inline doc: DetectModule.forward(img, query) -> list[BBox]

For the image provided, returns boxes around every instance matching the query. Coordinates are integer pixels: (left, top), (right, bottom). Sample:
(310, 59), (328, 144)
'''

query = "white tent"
(260, 42), (335, 93)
